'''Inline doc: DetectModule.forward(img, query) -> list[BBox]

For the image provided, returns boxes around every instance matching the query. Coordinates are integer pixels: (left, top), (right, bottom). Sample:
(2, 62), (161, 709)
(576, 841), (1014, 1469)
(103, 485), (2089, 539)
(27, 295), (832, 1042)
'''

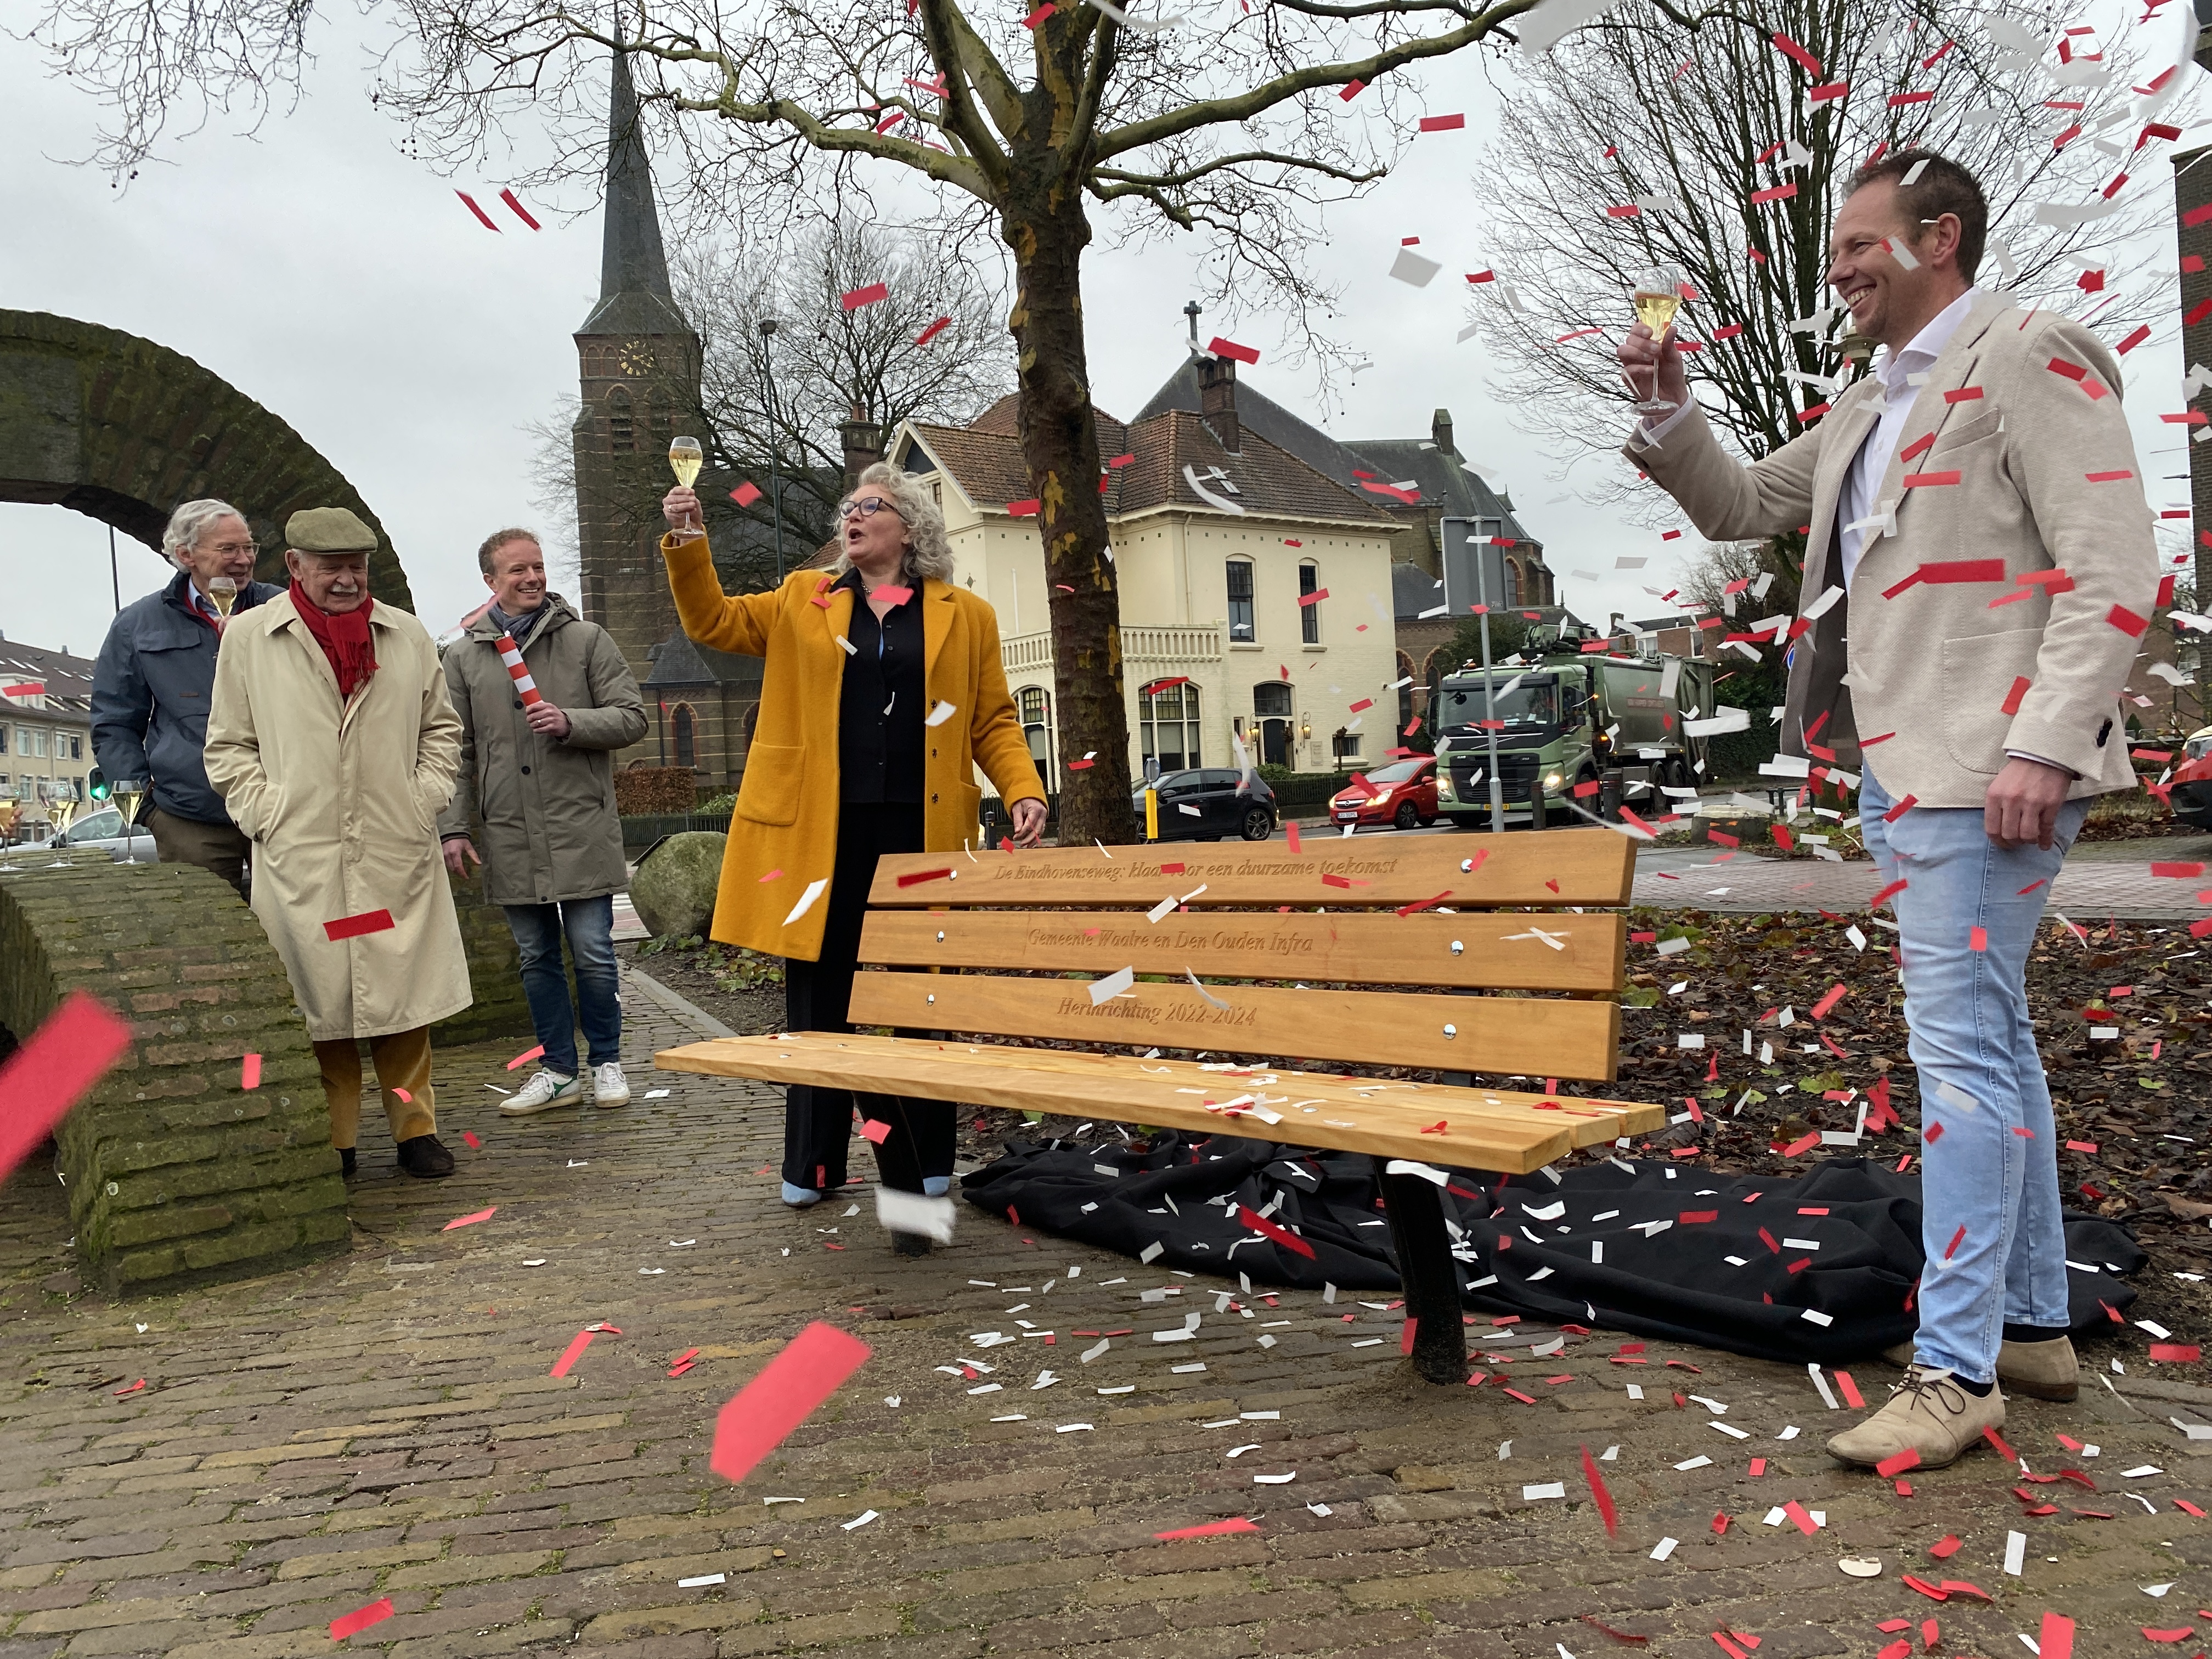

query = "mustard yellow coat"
(662, 534), (1047, 962)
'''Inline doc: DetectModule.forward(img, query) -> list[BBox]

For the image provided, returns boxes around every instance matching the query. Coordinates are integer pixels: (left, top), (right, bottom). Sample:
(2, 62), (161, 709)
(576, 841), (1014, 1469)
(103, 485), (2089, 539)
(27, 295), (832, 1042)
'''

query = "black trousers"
(781, 803), (955, 1196)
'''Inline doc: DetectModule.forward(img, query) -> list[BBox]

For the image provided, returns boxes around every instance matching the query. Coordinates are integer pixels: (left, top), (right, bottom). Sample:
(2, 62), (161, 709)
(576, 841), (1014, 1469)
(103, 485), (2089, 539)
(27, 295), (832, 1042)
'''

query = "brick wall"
(0, 854), (347, 1294)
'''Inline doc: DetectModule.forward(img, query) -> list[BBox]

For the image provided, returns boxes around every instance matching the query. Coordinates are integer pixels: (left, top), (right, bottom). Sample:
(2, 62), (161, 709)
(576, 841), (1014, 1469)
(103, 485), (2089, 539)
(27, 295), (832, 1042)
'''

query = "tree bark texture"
(1003, 182), (1137, 845)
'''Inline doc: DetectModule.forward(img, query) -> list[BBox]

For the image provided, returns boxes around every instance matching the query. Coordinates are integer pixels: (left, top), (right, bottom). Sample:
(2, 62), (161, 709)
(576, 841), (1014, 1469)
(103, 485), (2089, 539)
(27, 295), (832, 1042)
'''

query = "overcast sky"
(1, 5), (2203, 663)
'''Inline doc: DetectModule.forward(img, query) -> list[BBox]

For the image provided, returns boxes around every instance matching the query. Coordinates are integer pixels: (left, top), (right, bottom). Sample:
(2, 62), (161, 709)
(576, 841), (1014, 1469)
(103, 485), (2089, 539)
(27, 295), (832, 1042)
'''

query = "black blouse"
(834, 567), (926, 804)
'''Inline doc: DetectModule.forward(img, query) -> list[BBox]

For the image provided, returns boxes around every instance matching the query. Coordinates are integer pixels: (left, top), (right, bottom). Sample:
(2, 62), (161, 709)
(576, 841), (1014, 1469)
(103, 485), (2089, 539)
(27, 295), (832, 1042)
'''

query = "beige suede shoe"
(1880, 1336), (2078, 1402)
(1828, 1367), (2006, 1470)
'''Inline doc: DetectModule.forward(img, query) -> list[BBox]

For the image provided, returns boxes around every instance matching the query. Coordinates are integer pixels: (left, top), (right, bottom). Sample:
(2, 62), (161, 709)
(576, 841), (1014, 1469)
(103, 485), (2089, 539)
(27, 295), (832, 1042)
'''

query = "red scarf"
(289, 578), (378, 701)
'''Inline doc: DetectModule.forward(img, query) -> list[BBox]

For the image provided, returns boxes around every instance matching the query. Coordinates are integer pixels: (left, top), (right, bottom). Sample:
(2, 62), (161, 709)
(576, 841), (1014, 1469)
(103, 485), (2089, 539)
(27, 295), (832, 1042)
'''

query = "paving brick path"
(5, 969), (2210, 1659)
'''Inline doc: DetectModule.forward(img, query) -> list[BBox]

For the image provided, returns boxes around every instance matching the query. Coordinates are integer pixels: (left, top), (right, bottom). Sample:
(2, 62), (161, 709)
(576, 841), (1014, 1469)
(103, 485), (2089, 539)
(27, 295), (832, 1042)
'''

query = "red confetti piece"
(859, 1119), (892, 1146)
(896, 867), (953, 888)
(506, 1044), (546, 1072)
(1770, 31), (1822, 73)
(1876, 1448), (1921, 1477)
(461, 1130), (481, 1149)
(1207, 336), (1261, 364)
(550, 1329), (597, 1378)
(1901, 470), (1962, 489)
(1779, 1132), (1820, 1158)
(710, 1323), (871, 1483)
(498, 187), (541, 229)
(731, 482), (763, 507)
(330, 1598), (396, 1640)
(1941, 1224), (1967, 1261)
(1750, 183), (1798, 204)
(1418, 113), (1466, 132)
(915, 315), (950, 347)
(1580, 1443), (1619, 1534)
(2141, 1630), (2195, 1644)
(0, 992), (134, 1185)
(442, 1206), (496, 1231)
(2117, 324), (2152, 354)
(114, 1378), (146, 1397)
(240, 1053), (262, 1090)
(0, 680), (47, 697)
(2150, 1344), (2203, 1362)
(1835, 1371), (1864, 1408)
(323, 909), (396, 942)
(1007, 499), (1041, 517)
(1297, 588), (1330, 607)
(2038, 1612), (2074, 1659)
(1882, 794), (1918, 823)
(1154, 1517), (1260, 1540)
(2107, 603), (2151, 637)
(1237, 1204), (1317, 1259)
(1943, 387), (1983, 404)
(1810, 984), (1846, 1020)
(455, 191), (500, 230)
(840, 281), (890, 311)
(1969, 926), (1989, 952)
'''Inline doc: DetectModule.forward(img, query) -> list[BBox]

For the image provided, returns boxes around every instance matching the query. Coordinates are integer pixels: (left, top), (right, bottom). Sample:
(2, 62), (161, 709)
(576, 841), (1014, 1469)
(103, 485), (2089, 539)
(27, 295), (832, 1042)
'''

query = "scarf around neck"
(289, 577), (379, 701)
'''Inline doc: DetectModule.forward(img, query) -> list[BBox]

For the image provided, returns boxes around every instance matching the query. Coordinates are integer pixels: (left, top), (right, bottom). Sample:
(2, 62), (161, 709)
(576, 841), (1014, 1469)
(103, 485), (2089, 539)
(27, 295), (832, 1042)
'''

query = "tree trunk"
(1002, 187), (1137, 846)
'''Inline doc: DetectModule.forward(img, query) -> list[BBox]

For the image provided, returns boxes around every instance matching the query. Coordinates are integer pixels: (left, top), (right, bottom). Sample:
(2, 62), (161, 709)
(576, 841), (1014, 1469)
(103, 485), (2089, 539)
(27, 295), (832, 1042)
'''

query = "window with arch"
(1225, 558), (1254, 641)
(607, 388), (635, 454)
(673, 703), (697, 769)
(1018, 686), (1054, 777)
(1139, 681), (1201, 776)
(1298, 560), (1321, 644)
(1503, 559), (1523, 608)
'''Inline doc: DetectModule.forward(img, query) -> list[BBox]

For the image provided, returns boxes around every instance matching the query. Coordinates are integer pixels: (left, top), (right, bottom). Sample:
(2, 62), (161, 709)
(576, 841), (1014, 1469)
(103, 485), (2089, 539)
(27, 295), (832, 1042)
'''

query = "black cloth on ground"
(779, 802), (951, 1193)
(961, 1133), (2142, 1365)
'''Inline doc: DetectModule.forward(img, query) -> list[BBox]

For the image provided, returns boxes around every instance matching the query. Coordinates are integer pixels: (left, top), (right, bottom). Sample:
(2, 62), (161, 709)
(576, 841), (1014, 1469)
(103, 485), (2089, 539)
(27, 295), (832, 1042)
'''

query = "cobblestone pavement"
(1634, 846), (2211, 922)
(7, 968), (2211, 1659)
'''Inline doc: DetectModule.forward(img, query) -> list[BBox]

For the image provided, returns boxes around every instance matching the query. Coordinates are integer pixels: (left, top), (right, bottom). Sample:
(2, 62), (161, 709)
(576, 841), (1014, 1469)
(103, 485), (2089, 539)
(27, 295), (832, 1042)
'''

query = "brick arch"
(0, 855), (345, 1294)
(0, 309), (415, 608)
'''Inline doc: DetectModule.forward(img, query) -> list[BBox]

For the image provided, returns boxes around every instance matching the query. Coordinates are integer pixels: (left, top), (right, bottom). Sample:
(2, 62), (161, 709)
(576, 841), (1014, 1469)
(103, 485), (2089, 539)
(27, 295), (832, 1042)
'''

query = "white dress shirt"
(1835, 285), (1980, 586)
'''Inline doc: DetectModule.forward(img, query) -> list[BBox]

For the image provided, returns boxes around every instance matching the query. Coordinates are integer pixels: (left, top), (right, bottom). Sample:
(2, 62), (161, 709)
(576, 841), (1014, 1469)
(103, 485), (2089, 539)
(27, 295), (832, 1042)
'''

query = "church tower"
(572, 45), (701, 712)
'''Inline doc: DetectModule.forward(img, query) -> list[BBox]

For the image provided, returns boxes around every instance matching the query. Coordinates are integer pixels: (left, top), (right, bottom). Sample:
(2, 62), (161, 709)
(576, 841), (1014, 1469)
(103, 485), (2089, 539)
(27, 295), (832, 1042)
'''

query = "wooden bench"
(655, 830), (1666, 1382)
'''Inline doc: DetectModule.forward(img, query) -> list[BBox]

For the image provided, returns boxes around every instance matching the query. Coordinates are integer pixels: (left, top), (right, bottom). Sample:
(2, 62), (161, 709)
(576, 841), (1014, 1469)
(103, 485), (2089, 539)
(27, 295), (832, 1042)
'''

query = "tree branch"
(1092, 147), (1384, 191)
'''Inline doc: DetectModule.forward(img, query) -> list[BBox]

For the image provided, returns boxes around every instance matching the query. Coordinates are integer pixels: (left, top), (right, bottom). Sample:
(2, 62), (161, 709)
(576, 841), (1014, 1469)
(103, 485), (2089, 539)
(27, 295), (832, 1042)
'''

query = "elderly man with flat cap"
(205, 507), (472, 1179)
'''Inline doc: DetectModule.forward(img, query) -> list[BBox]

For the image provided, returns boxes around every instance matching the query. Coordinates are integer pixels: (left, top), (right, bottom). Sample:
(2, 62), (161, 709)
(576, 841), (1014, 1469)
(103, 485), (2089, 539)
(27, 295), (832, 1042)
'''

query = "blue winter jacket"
(92, 571), (285, 826)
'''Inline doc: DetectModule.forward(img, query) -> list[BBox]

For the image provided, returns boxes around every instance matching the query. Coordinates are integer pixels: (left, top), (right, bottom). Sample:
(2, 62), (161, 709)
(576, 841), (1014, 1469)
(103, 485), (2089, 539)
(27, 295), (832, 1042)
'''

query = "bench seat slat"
(867, 831), (1633, 910)
(860, 910), (1625, 993)
(845, 972), (1621, 1080)
(653, 1032), (1667, 1173)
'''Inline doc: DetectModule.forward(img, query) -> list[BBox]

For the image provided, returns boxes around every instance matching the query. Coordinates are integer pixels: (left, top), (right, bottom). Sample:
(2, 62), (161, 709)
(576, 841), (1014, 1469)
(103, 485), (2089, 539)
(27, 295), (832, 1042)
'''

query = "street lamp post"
(758, 318), (787, 584)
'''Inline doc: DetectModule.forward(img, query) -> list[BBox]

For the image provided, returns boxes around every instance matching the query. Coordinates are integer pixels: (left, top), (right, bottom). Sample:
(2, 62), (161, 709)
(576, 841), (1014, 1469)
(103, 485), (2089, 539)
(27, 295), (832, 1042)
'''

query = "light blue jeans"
(1858, 766), (2089, 1384)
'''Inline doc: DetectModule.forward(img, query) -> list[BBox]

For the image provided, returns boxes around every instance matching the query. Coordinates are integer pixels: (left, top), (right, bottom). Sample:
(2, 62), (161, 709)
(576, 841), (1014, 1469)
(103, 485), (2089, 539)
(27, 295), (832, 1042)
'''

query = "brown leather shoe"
(1829, 1368), (2005, 1470)
(397, 1135), (455, 1178)
(1881, 1336), (2077, 1402)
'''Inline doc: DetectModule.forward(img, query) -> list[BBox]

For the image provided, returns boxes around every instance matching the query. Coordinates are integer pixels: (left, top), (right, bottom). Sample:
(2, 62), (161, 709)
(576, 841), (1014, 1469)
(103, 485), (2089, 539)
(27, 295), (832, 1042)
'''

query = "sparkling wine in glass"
(1627, 264), (1686, 416)
(669, 435), (704, 488)
(206, 575), (239, 618)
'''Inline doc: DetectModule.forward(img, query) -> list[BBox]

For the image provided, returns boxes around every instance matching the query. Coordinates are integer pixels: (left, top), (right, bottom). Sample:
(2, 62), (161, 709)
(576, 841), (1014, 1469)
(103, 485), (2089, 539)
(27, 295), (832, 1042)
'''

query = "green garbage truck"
(1432, 646), (1714, 830)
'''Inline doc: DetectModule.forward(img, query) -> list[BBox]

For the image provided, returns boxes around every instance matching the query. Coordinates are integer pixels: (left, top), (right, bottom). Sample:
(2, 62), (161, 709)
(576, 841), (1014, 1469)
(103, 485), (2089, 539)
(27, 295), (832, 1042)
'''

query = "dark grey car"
(1135, 768), (1277, 842)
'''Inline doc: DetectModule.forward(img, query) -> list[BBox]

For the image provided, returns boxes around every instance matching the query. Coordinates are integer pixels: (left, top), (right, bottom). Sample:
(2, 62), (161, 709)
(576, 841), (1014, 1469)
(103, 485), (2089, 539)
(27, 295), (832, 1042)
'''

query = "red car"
(1328, 756), (1440, 831)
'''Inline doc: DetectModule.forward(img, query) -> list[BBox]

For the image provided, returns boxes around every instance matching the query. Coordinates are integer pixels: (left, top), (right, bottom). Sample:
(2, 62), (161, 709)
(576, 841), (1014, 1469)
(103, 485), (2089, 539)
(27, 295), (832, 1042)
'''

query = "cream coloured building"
(887, 356), (1408, 789)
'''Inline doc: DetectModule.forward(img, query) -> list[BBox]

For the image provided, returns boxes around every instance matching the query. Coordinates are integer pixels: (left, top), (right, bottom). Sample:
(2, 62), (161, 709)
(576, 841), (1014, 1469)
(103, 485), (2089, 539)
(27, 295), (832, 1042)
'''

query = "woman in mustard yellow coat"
(660, 462), (1046, 1234)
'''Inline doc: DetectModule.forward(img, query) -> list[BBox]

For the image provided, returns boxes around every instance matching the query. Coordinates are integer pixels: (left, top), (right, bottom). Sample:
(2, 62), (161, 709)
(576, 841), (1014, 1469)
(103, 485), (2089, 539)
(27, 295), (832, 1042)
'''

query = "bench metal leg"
(1377, 1164), (1468, 1384)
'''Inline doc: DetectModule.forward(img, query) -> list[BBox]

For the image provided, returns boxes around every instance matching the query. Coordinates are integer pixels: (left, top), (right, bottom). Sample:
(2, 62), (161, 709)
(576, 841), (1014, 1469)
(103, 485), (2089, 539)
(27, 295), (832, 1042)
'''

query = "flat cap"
(285, 507), (379, 553)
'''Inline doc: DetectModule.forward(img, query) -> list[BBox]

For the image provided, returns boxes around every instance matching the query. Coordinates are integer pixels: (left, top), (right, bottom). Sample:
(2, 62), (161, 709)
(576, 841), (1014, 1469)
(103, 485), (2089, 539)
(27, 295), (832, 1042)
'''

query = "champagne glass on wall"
(1627, 263), (1686, 416)
(669, 435), (704, 533)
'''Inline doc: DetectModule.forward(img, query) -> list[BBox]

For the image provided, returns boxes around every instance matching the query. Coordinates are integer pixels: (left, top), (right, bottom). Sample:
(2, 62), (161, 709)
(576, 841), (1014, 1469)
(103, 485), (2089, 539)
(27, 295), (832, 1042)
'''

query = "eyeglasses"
(837, 496), (902, 521)
(204, 542), (257, 557)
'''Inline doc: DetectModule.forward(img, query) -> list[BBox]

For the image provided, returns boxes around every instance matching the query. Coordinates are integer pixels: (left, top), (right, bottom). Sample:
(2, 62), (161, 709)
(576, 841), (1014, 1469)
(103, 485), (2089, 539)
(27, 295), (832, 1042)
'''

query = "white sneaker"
(592, 1063), (630, 1108)
(500, 1070), (580, 1115)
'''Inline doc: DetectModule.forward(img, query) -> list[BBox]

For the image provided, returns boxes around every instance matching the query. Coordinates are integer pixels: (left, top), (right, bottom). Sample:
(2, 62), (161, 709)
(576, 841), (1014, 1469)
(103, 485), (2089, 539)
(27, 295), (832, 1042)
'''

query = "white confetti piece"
(1091, 966), (1136, 1005)
(2002, 1530), (2026, 1575)
(1390, 246), (1442, 287)
(1650, 1537), (1678, 1561)
(925, 700), (958, 726)
(843, 1510), (879, 1531)
(783, 878), (829, 927)
(678, 1573), (726, 1588)
(1522, 1481), (1568, 1499)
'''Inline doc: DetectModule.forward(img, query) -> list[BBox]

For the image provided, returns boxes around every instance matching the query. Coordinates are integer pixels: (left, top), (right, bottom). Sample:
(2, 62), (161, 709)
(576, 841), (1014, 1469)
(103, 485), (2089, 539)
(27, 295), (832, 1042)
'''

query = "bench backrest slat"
(860, 910), (1625, 994)
(866, 834), (1634, 910)
(845, 973), (1622, 1080)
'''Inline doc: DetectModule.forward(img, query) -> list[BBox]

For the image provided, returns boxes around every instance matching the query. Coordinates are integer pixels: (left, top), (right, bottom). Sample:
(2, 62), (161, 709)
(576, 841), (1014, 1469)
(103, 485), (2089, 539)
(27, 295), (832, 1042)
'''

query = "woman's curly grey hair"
(830, 461), (956, 585)
(162, 499), (250, 566)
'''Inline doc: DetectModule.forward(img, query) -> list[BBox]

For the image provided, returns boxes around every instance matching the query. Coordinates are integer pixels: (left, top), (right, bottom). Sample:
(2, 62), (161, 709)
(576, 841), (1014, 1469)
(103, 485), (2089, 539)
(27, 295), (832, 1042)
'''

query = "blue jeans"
(503, 896), (622, 1076)
(1858, 766), (2089, 1384)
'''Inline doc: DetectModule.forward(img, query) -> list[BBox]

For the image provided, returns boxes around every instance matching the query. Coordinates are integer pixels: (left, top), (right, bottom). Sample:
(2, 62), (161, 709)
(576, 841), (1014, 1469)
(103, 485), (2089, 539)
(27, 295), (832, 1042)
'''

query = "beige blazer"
(205, 594), (472, 1041)
(1626, 292), (2158, 807)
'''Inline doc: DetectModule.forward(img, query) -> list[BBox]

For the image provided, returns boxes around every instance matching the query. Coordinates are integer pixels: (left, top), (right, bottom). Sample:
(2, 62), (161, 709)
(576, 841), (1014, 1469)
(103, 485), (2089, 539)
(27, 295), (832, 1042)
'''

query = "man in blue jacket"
(91, 499), (284, 896)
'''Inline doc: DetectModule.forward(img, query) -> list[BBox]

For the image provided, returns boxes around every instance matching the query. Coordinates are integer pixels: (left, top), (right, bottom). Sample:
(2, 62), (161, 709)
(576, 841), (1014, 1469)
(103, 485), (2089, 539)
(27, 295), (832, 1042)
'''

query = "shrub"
(616, 767), (700, 815)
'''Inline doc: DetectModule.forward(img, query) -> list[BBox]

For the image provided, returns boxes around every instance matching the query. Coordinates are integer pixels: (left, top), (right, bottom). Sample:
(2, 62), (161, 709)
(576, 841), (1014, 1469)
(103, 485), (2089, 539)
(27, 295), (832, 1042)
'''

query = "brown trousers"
(146, 805), (251, 899)
(313, 1026), (437, 1148)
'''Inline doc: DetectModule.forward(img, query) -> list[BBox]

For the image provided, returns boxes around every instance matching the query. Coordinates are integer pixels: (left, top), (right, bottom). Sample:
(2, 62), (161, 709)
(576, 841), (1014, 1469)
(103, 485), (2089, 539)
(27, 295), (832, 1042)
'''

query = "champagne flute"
(112, 779), (146, 859)
(206, 575), (239, 619)
(1627, 263), (1686, 416)
(669, 435), (704, 533)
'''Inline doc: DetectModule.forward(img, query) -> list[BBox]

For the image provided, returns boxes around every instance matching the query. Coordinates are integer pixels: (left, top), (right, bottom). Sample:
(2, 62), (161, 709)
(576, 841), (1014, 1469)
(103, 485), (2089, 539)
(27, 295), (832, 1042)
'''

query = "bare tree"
(680, 219), (1012, 556)
(29, 0), (1544, 843)
(1464, 0), (2196, 513)
(525, 221), (1011, 588)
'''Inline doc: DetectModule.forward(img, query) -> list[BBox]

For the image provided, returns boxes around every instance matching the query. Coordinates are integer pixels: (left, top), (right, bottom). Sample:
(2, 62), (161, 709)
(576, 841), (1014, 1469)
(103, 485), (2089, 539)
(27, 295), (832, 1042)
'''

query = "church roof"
(578, 49), (694, 340)
(646, 629), (764, 689)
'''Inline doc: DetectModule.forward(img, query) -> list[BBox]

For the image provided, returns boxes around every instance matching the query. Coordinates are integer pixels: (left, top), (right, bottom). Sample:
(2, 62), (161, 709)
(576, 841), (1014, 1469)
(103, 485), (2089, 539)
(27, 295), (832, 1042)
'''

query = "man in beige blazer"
(1620, 150), (2158, 1469)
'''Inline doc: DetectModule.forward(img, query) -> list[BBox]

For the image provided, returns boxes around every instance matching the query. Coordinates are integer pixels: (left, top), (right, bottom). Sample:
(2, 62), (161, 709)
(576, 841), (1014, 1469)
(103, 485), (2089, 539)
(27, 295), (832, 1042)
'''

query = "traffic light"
(87, 769), (110, 803)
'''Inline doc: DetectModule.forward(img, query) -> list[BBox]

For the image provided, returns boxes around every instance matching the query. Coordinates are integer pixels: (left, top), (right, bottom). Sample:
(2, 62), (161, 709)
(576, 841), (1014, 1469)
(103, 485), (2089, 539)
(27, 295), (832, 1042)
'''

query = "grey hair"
(828, 461), (956, 585)
(162, 499), (250, 566)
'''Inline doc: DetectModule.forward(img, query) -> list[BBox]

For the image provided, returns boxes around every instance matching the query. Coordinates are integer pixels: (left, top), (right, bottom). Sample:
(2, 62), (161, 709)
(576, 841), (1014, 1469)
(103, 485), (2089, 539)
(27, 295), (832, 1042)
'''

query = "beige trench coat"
(204, 592), (473, 1041)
